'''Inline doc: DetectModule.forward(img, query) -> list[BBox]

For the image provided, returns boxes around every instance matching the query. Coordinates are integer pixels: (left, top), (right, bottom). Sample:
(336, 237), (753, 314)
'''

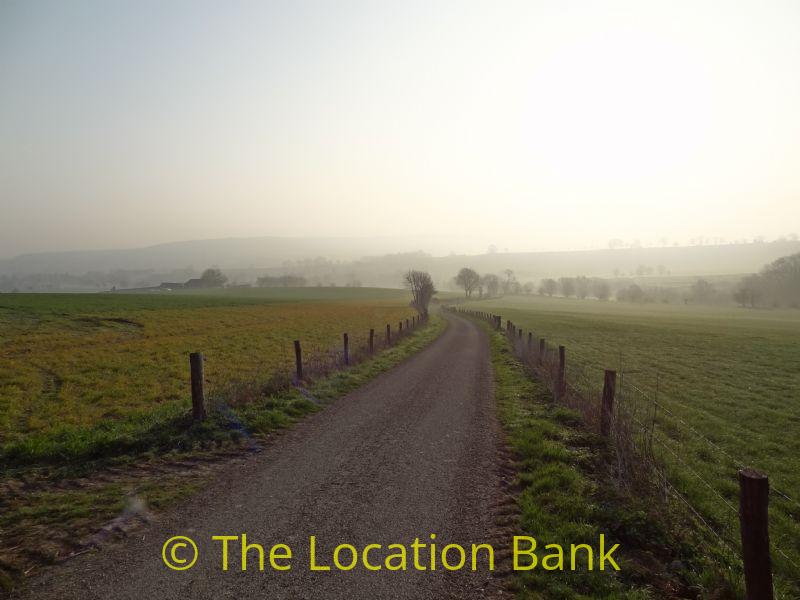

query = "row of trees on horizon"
(453, 251), (800, 309)
(1, 251), (797, 310)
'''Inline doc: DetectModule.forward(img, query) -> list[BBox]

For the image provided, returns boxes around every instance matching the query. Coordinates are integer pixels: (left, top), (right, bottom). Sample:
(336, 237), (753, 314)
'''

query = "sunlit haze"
(1, 0), (799, 258)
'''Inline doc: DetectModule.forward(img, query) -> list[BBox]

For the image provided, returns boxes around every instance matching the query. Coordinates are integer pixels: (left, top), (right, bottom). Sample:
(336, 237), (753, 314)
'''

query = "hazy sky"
(1, 0), (799, 258)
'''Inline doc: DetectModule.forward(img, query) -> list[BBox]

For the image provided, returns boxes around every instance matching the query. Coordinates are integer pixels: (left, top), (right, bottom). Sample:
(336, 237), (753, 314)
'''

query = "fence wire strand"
(447, 305), (800, 587)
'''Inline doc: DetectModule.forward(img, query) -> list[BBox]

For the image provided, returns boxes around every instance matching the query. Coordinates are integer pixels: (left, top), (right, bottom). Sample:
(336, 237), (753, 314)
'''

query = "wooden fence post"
(557, 345), (566, 398)
(399, 321), (403, 334)
(518, 329), (523, 340)
(343, 332), (349, 365)
(528, 332), (533, 352)
(189, 352), (206, 421)
(293, 340), (303, 381)
(601, 369), (616, 436)
(369, 328), (375, 353)
(738, 469), (774, 600)
(538, 338), (546, 364)
(406, 318), (409, 330)
(386, 324), (391, 345)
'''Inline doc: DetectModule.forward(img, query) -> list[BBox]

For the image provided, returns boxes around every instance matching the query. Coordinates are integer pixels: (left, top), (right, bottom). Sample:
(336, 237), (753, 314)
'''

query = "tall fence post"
(601, 369), (616, 436)
(527, 332), (533, 352)
(538, 338), (546, 364)
(343, 332), (350, 366)
(294, 340), (303, 381)
(557, 345), (566, 398)
(406, 318), (410, 330)
(189, 352), (206, 421)
(739, 469), (774, 600)
(399, 321), (403, 334)
(386, 324), (391, 345)
(369, 328), (375, 354)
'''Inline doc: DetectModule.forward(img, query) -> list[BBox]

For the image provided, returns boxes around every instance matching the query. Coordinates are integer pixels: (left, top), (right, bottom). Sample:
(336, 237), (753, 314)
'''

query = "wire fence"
(195, 314), (431, 410)
(445, 305), (799, 599)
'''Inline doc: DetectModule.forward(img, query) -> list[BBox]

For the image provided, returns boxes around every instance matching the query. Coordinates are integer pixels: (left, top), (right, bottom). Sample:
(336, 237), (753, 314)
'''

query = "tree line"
(454, 268), (612, 300)
(453, 251), (800, 309)
(733, 252), (800, 308)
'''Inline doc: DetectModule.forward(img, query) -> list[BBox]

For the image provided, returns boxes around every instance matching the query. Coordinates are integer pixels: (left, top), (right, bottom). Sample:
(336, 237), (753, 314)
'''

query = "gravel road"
(19, 313), (506, 599)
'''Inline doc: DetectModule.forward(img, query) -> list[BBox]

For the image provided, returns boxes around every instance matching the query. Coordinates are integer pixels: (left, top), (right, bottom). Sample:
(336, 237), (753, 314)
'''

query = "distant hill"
(1, 236), (798, 291)
(286, 240), (800, 289)
(426, 241), (800, 280)
(0, 235), (478, 275)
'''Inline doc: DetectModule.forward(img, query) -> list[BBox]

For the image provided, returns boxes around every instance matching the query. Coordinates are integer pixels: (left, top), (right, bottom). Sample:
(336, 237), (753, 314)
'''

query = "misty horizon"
(2, 1), (800, 259)
(3, 231), (800, 263)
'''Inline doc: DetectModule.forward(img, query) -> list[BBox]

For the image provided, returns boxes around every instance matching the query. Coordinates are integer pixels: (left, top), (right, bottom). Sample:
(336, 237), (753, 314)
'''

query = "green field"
(0, 287), (444, 590)
(0, 287), (419, 469)
(465, 295), (800, 594)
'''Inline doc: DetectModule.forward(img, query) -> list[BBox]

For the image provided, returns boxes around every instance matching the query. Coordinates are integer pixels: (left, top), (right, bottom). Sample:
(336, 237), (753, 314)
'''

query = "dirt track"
(19, 313), (507, 599)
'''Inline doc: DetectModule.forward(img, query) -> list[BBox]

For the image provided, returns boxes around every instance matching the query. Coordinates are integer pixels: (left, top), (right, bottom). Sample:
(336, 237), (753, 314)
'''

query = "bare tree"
(502, 269), (516, 294)
(404, 270), (436, 317)
(481, 273), (500, 297)
(558, 277), (576, 298)
(200, 268), (227, 287)
(617, 283), (645, 303)
(690, 278), (715, 303)
(575, 276), (590, 299)
(455, 267), (480, 297)
(539, 278), (557, 297)
(733, 279), (760, 308)
(592, 278), (611, 301)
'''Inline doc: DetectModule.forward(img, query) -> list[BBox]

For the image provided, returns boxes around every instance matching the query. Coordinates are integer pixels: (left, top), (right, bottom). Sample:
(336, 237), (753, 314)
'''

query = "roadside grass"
(0, 466), (213, 592)
(0, 314), (446, 593)
(484, 322), (741, 599)
(468, 295), (800, 594)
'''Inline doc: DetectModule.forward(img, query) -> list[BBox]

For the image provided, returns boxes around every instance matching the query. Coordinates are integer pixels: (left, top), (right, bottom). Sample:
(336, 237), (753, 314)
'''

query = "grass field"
(465, 295), (800, 595)
(0, 287), (445, 592)
(485, 322), (730, 599)
(0, 287), (419, 470)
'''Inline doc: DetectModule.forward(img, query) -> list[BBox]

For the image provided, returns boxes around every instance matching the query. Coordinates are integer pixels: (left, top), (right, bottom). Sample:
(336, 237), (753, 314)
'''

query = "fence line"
(624, 380), (800, 521)
(189, 312), (430, 417)
(444, 305), (794, 600)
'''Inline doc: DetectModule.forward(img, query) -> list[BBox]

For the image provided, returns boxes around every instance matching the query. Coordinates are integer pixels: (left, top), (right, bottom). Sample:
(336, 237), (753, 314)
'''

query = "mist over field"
(2, 234), (799, 296)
